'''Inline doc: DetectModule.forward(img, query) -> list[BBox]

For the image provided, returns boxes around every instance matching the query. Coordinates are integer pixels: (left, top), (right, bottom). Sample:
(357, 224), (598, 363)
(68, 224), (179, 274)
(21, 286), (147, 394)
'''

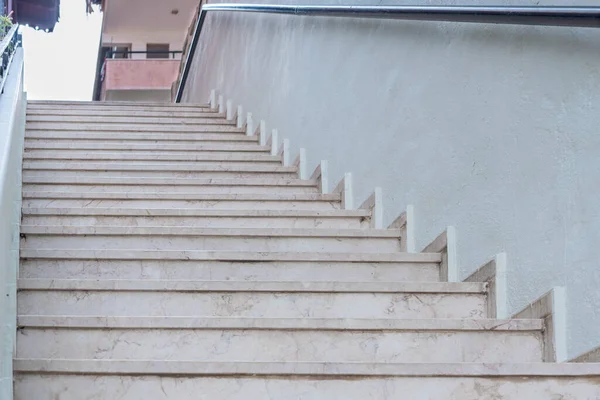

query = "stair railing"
(175, 4), (600, 102)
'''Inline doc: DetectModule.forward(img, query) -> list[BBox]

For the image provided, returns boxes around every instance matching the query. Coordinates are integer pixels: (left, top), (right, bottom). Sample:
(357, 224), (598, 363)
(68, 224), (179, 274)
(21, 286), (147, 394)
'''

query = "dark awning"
(14, 0), (60, 32)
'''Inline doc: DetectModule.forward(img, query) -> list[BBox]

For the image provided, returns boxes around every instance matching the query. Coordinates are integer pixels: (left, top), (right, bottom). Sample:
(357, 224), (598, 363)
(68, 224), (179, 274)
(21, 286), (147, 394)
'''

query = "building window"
(109, 44), (131, 59)
(146, 43), (170, 59)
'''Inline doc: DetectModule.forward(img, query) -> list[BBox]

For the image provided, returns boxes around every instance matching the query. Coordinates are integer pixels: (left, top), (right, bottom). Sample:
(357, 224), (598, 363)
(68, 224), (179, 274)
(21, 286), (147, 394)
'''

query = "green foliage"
(0, 12), (13, 39)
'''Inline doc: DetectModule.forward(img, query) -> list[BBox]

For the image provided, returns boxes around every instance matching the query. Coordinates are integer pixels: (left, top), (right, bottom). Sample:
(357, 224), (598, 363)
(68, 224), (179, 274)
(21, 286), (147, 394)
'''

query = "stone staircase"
(14, 100), (600, 399)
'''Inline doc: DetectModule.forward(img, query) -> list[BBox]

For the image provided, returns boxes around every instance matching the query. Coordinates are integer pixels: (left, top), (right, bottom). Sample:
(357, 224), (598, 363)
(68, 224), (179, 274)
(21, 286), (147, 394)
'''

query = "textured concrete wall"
(181, 0), (600, 358)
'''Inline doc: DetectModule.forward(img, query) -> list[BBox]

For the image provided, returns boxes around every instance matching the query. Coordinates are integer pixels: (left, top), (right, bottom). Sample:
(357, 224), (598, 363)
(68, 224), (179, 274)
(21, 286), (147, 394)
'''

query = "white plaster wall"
(0, 48), (25, 400)
(181, 0), (600, 358)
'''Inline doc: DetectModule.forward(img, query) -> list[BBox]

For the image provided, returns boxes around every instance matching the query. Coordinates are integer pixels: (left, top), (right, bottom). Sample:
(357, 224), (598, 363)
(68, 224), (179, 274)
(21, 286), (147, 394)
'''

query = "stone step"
(22, 207), (368, 229)
(16, 317), (543, 363)
(23, 184), (318, 195)
(20, 249), (441, 262)
(25, 132), (252, 142)
(23, 162), (290, 172)
(23, 163), (298, 179)
(26, 122), (242, 132)
(13, 368), (600, 399)
(23, 151), (281, 162)
(24, 141), (269, 152)
(22, 177), (312, 186)
(26, 109), (224, 118)
(22, 193), (338, 210)
(19, 258), (437, 282)
(17, 280), (487, 319)
(27, 116), (234, 126)
(27, 101), (212, 111)
(19, 226), (401, 252)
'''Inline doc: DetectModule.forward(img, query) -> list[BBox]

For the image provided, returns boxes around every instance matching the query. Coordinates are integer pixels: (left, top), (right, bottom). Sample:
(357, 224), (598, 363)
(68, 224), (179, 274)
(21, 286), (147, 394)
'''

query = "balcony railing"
(106, 50), (183, 60)
(0, 25), (21, 96)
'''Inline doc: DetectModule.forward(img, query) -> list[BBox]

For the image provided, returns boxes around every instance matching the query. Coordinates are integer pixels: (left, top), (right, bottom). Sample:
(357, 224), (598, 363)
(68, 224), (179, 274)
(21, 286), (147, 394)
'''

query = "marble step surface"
(16, 317), (543, 363)
(27, 102), (213, 112)
(24, 141), (270, 152)
(25, 132), (252, 142)
(23, 151), (281, 162)
(23, 184), (317, 195)
(14, 371), (600, 400)
(24, 162), (291, 172)
(19, 226), (402, 252)
(22, 207), (368, 228)
(26, 109), (224, 118)
(26, 122), (242, 132)
(17, 280), (487, 319)
(19, 258), (438, 281)
(23, 177), (313, 186)
(23, 169), (298, 179)
(27, 116), (235, 126)
(22, 193), (340, 210)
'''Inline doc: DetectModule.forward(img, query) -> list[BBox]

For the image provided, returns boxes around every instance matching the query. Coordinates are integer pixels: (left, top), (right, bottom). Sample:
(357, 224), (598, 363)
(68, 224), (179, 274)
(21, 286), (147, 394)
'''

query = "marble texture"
(23, 141), (269, 151)
(17, 290), (486, 319)
(23, 150), (280, 161)
(17, 327), (543, 363)
(14, 374), (600, 400)
(25, 122), (243, 133)
(23, 183), (320, 194)
(26, 115), (234, 125)
(22, 214), (368, 229)
(19, 249), (442, 262)
(22, 198), (342, 210)
(20, 232), (402, 252)
(19, 259), (438, 282)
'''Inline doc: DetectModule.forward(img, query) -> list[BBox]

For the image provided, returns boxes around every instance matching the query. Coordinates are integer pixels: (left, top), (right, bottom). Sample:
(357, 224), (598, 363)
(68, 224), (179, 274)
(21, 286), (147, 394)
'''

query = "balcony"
(100, 58), (180, 102)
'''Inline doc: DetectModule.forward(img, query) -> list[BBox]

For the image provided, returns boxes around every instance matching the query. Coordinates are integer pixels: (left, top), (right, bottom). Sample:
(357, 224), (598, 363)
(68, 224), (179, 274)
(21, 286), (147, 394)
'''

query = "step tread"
(16, 316), (543, 331)
(24, 143), (269, 151)
(26, 116), (232, 125)
(26, 125), (244, 133)
(17, 279), (485, 293)
(22, 193), (338, 201)
(27, 101), (211, 108)
(22, 208), (368, 217)
(14, 359), (600, 376)
(23, 163), (295, 172)
(20, 249), (442, 262)
(20, 226), (399, 238)
(23, 178), (313, 186)
(23, 154), (282, 162)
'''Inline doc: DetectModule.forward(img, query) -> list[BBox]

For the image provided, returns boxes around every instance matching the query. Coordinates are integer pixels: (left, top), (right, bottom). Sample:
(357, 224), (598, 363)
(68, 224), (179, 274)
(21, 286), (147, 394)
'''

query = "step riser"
(17, 328), (542, 363)
(26, 124), (241, 132)
(23, 159), (280, 166)
(19, 260), (438, 282)
(23, 151), (279, 161)
(27, 111), (223, 118)
(27, 117), (234, 125)
(23, 185), (316, 195)
(24, 142), (268, 152)
(25, 133), (251, 141)
(27, 105), (212, 112)
(22, 215), (366, 228)
(17, 291), (486, 319)
(23, 171), (299, 179)
(22, 199), (340, 210)
(14, 375), (600, 400)
(20, 236), (401, 252)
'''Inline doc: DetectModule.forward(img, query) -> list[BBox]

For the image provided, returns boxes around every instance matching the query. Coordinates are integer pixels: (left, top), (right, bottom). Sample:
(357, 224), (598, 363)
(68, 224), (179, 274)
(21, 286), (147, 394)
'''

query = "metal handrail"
(106, 50), (183, 60)
(175, 4), (600, 102)
(0, 25), (21, 96)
